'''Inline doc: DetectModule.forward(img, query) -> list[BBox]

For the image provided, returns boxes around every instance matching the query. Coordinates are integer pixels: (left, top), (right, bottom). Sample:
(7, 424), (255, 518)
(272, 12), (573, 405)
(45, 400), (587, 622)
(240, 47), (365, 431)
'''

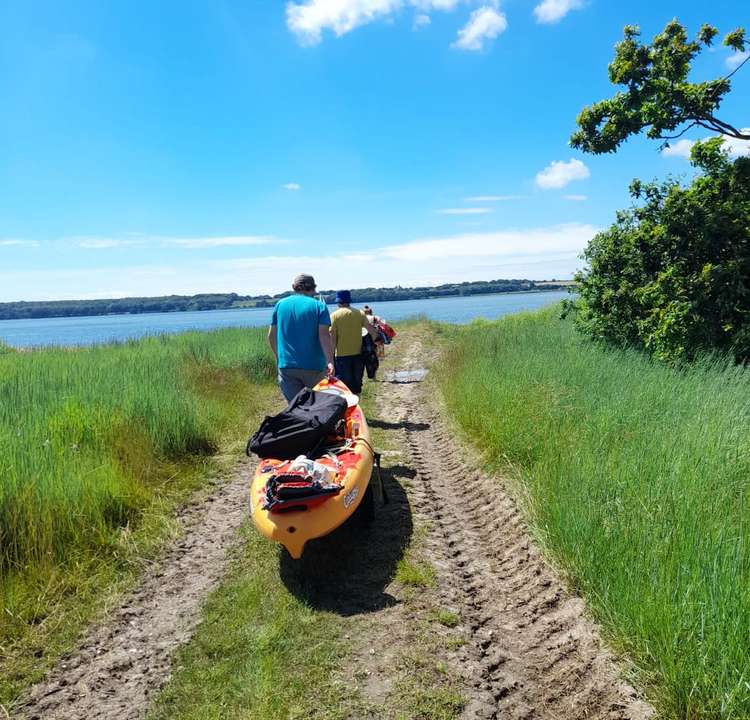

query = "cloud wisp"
(1, 224), (596, 301)
(72, 235), (278, 250)
(74, 237), (144, 249)
(726, 50), (750, 70)
(437, 207), (493, 215)
(452, 5), (507, 51)
(533, 0), (584, 24)
(464, 194), (525, 202)
(413, 13), (431, 28)
(283, 182), (302, 190)
(162, 236), (277, 249)
(0, 239), (39, 247)
(535, 158), (590, 189)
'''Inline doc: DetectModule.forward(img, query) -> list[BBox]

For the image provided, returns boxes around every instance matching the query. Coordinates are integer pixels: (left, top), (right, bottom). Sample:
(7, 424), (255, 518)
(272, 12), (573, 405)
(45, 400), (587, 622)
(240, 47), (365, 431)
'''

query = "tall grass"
(0, 328), (275, 702)
(437, 308), (750, 719)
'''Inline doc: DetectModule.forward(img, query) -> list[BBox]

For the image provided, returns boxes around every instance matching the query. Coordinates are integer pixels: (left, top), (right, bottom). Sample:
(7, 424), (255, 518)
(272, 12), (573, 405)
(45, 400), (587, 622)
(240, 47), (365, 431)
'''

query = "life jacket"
(260, 455), (342, 513)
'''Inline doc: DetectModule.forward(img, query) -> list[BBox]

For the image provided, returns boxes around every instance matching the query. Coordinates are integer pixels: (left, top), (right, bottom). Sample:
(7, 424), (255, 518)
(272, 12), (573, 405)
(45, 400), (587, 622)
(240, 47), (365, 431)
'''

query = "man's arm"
(329, 323), (338, 351)
(318, 325), (335, 374)
(267, 324), (278, 364)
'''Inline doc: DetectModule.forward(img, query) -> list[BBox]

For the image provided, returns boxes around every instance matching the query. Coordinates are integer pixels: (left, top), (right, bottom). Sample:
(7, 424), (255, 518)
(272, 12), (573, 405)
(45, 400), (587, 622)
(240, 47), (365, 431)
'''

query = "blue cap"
(335, 290), (352, 304)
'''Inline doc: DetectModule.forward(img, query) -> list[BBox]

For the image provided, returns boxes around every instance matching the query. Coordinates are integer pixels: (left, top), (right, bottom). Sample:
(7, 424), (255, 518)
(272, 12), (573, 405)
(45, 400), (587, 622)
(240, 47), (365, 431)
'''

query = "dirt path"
(17, 329), (654, 720)
(17, 459), (256, 720)
(337, 330), (654, 719)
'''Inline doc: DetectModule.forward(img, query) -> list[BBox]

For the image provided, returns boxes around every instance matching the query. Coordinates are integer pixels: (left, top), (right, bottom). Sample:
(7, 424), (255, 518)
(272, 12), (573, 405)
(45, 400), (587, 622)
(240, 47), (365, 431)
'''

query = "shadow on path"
(368, 418), (430, 432)
(279, 461), (413, 616)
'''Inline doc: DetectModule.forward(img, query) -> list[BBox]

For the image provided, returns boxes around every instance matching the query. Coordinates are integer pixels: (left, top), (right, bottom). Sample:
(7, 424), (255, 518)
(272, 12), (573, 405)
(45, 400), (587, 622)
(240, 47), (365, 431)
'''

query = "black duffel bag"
(247, 387), (348, 460)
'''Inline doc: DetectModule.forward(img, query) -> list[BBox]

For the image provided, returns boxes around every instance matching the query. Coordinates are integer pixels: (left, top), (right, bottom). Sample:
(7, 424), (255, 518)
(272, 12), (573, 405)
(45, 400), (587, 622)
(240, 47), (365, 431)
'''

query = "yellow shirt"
(330, 307), (366, 357)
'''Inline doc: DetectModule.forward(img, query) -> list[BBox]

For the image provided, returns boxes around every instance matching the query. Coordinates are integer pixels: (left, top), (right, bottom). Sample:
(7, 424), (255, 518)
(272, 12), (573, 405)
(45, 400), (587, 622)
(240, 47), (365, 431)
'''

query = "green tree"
(567, 19), (750, 362)
(570, 20), (748, 154)
(573, 139), (750, 362)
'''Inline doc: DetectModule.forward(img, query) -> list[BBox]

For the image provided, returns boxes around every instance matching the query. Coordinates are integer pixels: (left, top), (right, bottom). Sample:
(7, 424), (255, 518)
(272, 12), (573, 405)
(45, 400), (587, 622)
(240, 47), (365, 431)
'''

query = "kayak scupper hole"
(288, 526), (297, 533)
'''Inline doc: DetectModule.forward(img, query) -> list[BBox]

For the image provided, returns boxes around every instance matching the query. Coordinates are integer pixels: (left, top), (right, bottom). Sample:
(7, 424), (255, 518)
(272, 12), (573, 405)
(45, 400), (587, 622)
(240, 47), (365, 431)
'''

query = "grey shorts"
(277, 367), (327, 402)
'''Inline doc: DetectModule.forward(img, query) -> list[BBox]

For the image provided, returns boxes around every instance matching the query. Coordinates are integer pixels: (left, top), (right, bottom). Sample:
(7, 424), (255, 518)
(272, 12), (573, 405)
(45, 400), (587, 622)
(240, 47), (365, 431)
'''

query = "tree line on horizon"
(0, 279), (571, 321)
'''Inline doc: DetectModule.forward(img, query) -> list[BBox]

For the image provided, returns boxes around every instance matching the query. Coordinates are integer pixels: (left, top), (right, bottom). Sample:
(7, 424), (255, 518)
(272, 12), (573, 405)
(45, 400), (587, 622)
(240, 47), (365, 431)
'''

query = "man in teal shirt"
(268, 273), (334, 402)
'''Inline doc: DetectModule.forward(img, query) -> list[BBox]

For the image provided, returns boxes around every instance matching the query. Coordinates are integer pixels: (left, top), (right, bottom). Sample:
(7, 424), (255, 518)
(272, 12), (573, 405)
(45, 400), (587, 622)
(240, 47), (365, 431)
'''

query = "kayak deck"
(249, 379), (374, 558)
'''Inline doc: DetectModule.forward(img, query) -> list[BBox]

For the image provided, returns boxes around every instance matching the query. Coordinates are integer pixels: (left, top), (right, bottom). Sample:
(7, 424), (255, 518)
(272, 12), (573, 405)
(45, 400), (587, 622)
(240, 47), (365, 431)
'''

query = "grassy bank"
(437, 309), (750, 719)
(0, 328), (275, 705)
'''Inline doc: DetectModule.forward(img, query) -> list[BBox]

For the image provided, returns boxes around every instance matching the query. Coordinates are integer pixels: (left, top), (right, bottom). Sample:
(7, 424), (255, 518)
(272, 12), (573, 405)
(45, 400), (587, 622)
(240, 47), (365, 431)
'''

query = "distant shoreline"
(0, 280), (574, 323)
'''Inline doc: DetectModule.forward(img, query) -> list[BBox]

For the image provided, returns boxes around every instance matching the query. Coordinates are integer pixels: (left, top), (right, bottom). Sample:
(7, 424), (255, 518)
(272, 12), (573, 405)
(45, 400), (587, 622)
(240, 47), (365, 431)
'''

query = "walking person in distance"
(267, 273), (335, 402)
(330, 290), (380, 395)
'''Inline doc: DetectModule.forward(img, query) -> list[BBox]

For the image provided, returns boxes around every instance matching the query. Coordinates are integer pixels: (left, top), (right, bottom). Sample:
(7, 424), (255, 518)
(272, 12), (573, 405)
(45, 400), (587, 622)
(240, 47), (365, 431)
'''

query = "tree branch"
(722, 52), (750, 83)
(702, 115), (750, 139)
(658, 122), (700, 141)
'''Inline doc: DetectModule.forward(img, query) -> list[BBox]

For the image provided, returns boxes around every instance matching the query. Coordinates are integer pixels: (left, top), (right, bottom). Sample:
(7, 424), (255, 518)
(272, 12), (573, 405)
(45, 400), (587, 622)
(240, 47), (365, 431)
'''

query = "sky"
(1, 0), (748, 302)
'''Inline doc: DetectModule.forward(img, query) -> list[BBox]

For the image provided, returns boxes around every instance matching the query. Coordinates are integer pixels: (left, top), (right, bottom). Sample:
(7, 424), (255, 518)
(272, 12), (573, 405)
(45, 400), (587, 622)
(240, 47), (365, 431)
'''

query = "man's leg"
(349, 355), (366, 394)
(277, 369), (306, 403)
(334, 356), (355, 391)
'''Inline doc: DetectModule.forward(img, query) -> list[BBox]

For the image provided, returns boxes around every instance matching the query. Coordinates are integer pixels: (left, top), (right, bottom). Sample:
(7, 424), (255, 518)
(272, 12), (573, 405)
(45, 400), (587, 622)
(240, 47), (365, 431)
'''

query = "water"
(0, 290), (569, 348)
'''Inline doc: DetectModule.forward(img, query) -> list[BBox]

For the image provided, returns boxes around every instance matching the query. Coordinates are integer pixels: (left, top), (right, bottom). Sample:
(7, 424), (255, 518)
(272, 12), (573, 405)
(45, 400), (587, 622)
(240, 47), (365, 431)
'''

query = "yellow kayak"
(249, 377), (374, 559)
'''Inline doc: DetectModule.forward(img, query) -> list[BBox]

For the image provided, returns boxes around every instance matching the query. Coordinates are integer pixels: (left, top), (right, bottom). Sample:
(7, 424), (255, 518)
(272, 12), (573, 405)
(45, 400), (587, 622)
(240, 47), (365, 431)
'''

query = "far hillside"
(0, 279), (574, 321)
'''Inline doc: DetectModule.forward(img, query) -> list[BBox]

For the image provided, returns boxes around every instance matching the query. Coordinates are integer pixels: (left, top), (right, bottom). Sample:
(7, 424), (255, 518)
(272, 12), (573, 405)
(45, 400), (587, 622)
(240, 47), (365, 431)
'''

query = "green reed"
(0, 328), (273, 578)
(438, 308), (750, 719)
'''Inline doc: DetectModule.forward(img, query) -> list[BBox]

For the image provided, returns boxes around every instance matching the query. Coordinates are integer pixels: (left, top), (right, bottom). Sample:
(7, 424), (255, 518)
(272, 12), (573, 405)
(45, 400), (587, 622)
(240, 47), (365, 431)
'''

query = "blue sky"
(1, 0), (748, 301)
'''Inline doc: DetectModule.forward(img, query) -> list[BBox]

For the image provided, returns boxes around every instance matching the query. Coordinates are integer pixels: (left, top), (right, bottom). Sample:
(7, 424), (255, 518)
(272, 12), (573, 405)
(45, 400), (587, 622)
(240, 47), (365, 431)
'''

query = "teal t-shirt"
(271, 295), (331, 370)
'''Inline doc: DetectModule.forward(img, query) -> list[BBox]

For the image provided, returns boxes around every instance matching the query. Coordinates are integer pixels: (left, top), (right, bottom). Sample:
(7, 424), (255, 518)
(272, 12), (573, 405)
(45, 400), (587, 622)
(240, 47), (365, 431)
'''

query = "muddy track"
(376, 337), (653, 719)
(16, 460), (256, 720)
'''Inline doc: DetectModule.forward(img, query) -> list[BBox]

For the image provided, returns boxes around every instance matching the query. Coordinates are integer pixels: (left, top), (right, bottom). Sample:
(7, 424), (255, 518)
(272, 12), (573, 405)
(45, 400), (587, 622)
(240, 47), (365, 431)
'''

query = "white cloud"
(535, 158), (590, 189)
(464, 194), (524, 202)
(661, 131), (750, 159)
(0, 224), (595, 301)
(76, 235), (277, 250)
(162, 236), (277, 249)
(283, 182), (302, 190)
(286, 0), (460, 44)
(413, 12), (431, 28)
(437, 207), (493, 215)
(452, 5), (507, 51)
(727, 50), (750, 70)
(564, 194), (587, 201)
(533, 0), (584, 24)
(75, 237), (143, 249)
(0, 239), (39, 247)
(723, 130), (750, 158)
(661, 139), (695, 158)
(377, 223), (596, 261)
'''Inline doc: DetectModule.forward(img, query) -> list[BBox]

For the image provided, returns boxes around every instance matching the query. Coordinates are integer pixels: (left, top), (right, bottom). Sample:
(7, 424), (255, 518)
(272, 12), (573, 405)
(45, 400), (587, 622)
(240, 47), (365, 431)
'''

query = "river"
(0, 290), (570, 347)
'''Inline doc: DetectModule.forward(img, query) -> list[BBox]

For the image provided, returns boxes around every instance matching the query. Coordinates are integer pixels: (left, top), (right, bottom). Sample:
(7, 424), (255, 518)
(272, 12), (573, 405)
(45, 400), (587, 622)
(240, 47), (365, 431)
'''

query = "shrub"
(571, 139), (750, 362)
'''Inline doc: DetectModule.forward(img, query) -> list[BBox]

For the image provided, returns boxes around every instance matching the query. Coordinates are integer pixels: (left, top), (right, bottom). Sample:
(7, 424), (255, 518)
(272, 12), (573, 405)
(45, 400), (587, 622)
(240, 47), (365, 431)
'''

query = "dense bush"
(572, 139), (750, 362)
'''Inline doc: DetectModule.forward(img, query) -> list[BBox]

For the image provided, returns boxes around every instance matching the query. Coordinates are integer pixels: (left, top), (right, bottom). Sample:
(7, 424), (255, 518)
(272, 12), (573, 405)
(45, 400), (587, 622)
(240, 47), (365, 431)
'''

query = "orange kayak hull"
(249, 378), (374, 559)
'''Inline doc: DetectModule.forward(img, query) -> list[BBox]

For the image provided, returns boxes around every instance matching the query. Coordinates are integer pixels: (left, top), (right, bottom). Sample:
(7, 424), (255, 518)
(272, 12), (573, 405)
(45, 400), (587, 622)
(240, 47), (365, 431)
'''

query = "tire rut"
(378, 336), (652, 720)
(16, 459), (257, 720)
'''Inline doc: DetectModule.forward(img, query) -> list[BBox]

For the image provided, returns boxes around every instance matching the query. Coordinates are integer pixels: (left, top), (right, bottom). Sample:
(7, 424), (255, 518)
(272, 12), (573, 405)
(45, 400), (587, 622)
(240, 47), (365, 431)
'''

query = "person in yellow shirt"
(330, 290), (380, 394)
